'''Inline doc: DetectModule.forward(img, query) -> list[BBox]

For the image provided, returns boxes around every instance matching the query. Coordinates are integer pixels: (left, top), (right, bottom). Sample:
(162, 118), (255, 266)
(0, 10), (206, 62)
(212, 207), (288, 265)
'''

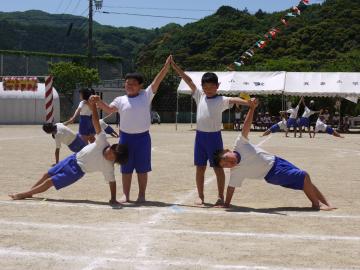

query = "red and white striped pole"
(45, 76), (54, 123)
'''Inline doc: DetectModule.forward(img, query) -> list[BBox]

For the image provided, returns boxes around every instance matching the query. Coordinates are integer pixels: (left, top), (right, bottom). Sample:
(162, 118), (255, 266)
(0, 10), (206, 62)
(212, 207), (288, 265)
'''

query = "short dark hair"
(201, 72), (219, 85)
(125, 72), (144, 85)
(42, 123), (57, 134)
(110, 144), (129, 165)
(213, 149), (225, 168)
(79, 88), (95, 101)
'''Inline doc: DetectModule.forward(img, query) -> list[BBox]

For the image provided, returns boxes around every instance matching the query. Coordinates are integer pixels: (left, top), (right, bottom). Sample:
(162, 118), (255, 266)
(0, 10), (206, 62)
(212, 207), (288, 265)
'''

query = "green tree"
(49, 61), (100, 98)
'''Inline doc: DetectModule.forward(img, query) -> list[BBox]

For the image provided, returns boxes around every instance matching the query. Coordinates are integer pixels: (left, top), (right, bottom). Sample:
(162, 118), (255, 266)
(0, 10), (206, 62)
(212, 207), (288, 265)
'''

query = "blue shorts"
(79, 115), (96, 136)
(119, 131), (151, 174)
(105, 125), (115, 135)
(270, 124), (280, 133)
(287, 118), (298, 128)
(48, 154), (85, 190)
(195, 130), (223, 167)
(264, 157), (306, 190)
(298, 117), (310, 127)
(326, 126), (334, 135)
(68, 134), (87, 152)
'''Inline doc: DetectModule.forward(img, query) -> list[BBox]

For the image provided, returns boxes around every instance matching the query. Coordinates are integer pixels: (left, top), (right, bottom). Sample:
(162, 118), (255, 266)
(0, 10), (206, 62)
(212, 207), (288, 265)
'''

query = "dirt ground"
(0, 124), (360, 270)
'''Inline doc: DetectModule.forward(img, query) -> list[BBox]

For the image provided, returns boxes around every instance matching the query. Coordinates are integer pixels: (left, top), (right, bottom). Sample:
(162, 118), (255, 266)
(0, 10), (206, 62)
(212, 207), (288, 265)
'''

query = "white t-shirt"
(54, 123), (77, 148)
(76, 132), (115, 182)
(99, 119), (109, 131)
(78, 101), (92, 116)
(315, 118), (328, 133)
(193, 89), (231, 132)
(302, 106), (316, 118)
(277, 119), (287, 130)
(287, 105), (299, 119)
(229, 135), (275, 188)
(110, 85), (154, 134)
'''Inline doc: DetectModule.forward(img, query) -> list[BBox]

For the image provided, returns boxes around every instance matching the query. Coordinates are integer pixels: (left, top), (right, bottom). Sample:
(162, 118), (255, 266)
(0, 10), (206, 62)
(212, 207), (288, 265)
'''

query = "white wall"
(0, 83), (60, 124)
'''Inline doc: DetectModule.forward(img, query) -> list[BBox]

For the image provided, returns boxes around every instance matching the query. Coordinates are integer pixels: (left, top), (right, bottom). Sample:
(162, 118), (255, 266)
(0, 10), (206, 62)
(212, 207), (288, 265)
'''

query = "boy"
(281, 97), (303, 138)
(9, 98), (129, 205)
(65, 88), (96, 144)
(94, 56), (171, 203)
(298, 99), (319, 138)
(171, 58), (252, 206)
(213, 98), (336, 211)
(42, 122), (87, 165)
(261, 112), (288, 137)
(312, 111), (344, 138)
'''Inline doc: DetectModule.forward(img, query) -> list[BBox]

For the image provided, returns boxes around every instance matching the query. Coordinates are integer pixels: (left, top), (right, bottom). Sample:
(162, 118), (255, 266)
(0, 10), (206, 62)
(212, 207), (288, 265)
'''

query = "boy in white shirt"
(9, 99), (129, 205)
(42, 122), (87, 164)
(312, 112), (344, 138)
(281, 97), (303, 138)
(95, 56), (171, 203)
(298, 99), (320, 138)
(213, 98), (335, 211)
(261, 112), (288, 137)
(65, 88), (96, 144)
(171, 58), (252, 206)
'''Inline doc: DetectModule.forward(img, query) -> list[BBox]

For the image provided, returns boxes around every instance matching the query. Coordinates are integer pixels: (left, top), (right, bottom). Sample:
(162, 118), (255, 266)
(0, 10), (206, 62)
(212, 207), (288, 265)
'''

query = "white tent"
(177, 71), (360, 97)
(0, 83), (60, 124)
(177, 71), (286, 95)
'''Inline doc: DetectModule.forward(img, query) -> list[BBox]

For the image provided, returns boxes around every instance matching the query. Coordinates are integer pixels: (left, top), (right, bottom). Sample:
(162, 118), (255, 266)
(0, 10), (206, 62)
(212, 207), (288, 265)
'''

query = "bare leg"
(88, 135), (95, 143)
(9, 178), (54, 200)
(294, 126), (297, 138)
(333, 130), (344, 138)
(307, 127), (312, 138)
(195, 166), (206, 205)
(261, 129), (271, 137)
(120, 173), (132, 203)
(223, 186), (235, 208)
(80, 135), (89, 144)
(303, 174), (335, 211)
(312, 183), (336, 209)
(285, 130), (289, 137)
(31, 173), (51, 188)
(299, 126), (303, 138)
(136, 173), (148, 203)
(213, 167), (225, 206)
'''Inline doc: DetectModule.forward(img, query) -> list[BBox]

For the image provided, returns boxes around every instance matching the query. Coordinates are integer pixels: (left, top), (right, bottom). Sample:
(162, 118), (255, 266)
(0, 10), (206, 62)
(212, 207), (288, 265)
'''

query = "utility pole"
(87, 0), (93, 68)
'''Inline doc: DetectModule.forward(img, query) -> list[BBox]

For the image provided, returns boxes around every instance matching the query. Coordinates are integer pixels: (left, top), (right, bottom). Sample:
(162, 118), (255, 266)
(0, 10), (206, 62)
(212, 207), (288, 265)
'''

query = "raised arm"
(93, 95), (118, 114)
(229, 97), (252, 106)
(241, 99), (259, 140)
(298, 96), (304, 107)
(89, 96), (101, 135)
(171, 57), (197, 94)
(151, 55), (171, 94)
(64, 107), (81, 125)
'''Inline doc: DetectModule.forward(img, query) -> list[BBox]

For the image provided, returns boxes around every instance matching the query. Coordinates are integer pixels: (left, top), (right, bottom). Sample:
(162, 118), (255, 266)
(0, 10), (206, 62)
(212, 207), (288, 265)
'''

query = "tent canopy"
(177, 72), (360, 98)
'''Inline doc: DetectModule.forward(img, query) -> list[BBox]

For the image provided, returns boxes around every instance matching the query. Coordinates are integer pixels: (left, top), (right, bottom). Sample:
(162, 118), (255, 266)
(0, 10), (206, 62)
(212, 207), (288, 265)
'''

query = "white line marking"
(1, 200), (360, 220)
(2, 220), (360, 242)
(0, 247), (355, 270)
(0, 135), (47, 141)
(256, 135), (272, 147)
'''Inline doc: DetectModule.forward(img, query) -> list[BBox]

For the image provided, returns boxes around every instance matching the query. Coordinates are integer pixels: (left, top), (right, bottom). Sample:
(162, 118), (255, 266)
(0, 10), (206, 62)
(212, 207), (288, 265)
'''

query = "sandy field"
(0, 124), (359, 270)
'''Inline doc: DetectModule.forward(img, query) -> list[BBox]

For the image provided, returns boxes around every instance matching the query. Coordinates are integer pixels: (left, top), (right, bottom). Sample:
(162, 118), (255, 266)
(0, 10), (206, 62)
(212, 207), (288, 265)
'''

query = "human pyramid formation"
(261, 97), (344, 139)
(9, 56), (336, 211)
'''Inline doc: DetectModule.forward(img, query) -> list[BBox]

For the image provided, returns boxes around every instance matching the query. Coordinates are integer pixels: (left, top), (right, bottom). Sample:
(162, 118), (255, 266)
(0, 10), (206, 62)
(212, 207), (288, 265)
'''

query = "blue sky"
(1, 0), (324, 29)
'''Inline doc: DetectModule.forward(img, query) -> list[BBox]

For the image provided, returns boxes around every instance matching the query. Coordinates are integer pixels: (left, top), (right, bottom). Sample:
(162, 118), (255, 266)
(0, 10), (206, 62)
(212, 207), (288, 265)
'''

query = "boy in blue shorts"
(281, 97), (303, 138)
(42, 122), (87, 165)
(213, 98), (336, 211)
(65, 88), (96, 144)
(298, 99), (320, 138)
(171, 58), (252, 206)
(9, 98), (129, 205)
(312, 112), (344, 138)
(94, 56), (171, 203)
(261, 112), (288, 137)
